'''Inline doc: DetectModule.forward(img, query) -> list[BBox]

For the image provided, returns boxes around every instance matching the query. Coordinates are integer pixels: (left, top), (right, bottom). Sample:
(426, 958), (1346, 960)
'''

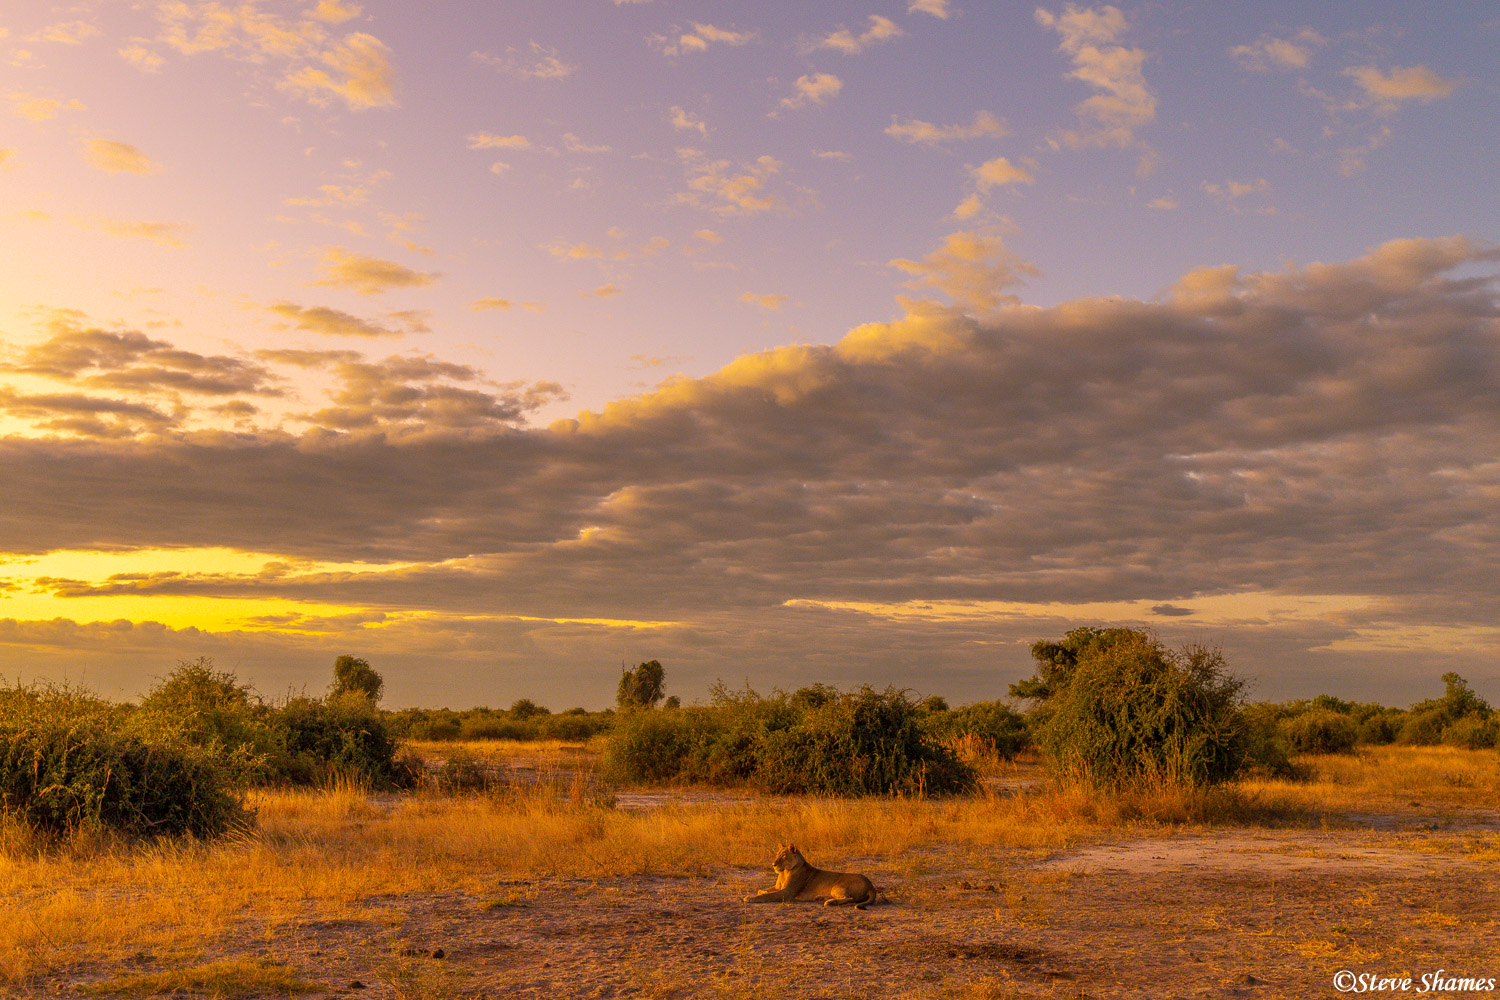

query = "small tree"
(508, 698), (547, 721)
(617, 660), (666, 709)
(330, 655), (384, 704)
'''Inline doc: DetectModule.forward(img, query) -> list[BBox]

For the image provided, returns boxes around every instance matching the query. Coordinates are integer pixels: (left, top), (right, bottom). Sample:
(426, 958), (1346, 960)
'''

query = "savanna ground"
(3, 744), (1497, 1000)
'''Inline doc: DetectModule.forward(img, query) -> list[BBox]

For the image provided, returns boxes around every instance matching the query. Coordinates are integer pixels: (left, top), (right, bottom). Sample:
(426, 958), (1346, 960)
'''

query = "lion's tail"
(855, 886), (890, 910)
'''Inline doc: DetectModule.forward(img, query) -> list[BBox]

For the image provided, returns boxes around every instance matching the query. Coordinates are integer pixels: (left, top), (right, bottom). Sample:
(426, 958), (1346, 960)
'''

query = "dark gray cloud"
(2, 237), (1498, 703)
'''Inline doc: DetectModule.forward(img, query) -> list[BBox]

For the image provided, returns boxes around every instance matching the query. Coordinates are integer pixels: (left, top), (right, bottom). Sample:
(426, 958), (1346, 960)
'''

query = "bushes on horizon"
(384, 705), (614, 742)
(1035, 633), (1250, 788)
(922, 699), (1030, 758)
(1277, 708), (1359, 755)
(600, 685), (976, 796)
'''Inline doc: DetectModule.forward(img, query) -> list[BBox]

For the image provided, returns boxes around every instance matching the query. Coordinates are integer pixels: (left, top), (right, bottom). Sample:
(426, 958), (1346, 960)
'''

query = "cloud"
(678, 151), (785, 216)
(1147, 194), (1178, 210)
(267, 302), (405, 338)
(562, 133), (610, 154)
(781, 73), (842, 109)
(0, 317), (280, 410)
(1035, 4), (1156, 149)
(310, 1), (363, 24)
(7, 91), (85, 121)
(119, 45), (166, 72)
(651, 23), (756, 57)
(313, 247), (438, 294)
(471, 42), (576, 80)
(82, 139), (160, 175)
(1344, 65), (1460, 110)
(91, 219), (190, 248)
(694, 229), (722, 244)
(581, 283), (622, 298)
(546, 240), (603, 260)
(1230, 29), (1325, 72)
(740, 292), (787, 310)
(1202, 178), (1274, 213)
(813, 15), (903, 55)
(467, 133), (531, 150)
(971, 157), (1035, 190)
(1338, 125), (1393, 177)
(4, 238), (1500, 701)
(0, 387), (179, 438)
(889, 231), (1039, 314)
(907, 0), (953, 17)
(282, 32), (396, 109)
(471, 297), (544, 313)
(0, 149), (12, 168)
(291, 354), (566, 435)
(33, 21), (101, 45)
(670, 106), (709, 136)
(885, 111), (1007, 145)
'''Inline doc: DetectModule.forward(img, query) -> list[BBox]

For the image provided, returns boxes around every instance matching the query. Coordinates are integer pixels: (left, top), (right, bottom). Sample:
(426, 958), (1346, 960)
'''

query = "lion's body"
(743, 845), (886, 909)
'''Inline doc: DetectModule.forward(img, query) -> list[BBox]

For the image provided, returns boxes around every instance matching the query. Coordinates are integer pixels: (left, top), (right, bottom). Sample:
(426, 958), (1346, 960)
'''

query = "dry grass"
(1237, 745), (1500, 816)
(84, 957), (321, 997)
(2, 746), (1494, 990)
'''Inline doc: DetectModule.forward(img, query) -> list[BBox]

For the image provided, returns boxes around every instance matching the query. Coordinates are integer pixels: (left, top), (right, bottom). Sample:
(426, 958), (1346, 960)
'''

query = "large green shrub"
(1035, 635), (1249, 788)
(0, 684), (248, 839)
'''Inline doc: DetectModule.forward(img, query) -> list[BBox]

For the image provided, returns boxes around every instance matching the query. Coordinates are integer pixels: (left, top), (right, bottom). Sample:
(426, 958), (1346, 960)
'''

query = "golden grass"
(1237, 746), (1500, 815)
(85, 958), (320, 997)
(2, 746), (1494, 988)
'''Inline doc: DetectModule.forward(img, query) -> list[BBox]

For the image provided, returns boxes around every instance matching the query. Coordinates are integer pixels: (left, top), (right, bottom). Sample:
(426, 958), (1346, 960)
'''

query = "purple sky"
(1, 1), (1497, 708)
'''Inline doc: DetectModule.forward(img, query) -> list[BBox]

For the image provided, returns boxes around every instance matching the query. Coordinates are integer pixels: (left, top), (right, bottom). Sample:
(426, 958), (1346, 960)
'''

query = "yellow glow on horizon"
(0, 547), (420, 633)
(0, 547), (681, 634)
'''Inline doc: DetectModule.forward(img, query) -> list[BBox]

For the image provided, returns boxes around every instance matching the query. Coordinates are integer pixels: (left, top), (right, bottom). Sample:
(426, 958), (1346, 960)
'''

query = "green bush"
(0, 684), (249, 839)
(1441, 715), (1499, 749)
(1035, 635), (1249, 788)
(1277, 709), (1358, 754)
(923, 700), (1030, 758)
(1357, 710), (1404, 745)
(272, 695), (400, 785)
(1399, 708), (1447, 746)
(600, 686), (976, 795)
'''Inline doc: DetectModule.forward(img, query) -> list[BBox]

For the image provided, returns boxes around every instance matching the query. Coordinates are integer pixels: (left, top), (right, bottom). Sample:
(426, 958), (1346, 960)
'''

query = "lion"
(743, 844), (886, 909)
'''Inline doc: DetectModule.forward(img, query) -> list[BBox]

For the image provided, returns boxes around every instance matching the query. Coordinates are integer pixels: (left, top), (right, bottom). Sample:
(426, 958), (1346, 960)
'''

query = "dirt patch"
(1029, 830), (1472, 876)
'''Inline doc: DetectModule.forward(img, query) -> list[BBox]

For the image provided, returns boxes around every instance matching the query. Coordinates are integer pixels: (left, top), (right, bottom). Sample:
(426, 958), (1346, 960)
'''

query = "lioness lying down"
(743, 844), (886, 909)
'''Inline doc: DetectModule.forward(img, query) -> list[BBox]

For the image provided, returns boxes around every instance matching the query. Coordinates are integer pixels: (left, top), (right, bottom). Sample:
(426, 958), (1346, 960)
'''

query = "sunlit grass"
(85, 958), (321, 997)
(1236, 746), (1500, 815)
(1, 746), (1494, 987)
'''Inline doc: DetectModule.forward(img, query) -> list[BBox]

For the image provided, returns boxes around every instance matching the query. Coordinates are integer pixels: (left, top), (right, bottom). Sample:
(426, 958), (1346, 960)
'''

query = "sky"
(1, 0), (1497, 710)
